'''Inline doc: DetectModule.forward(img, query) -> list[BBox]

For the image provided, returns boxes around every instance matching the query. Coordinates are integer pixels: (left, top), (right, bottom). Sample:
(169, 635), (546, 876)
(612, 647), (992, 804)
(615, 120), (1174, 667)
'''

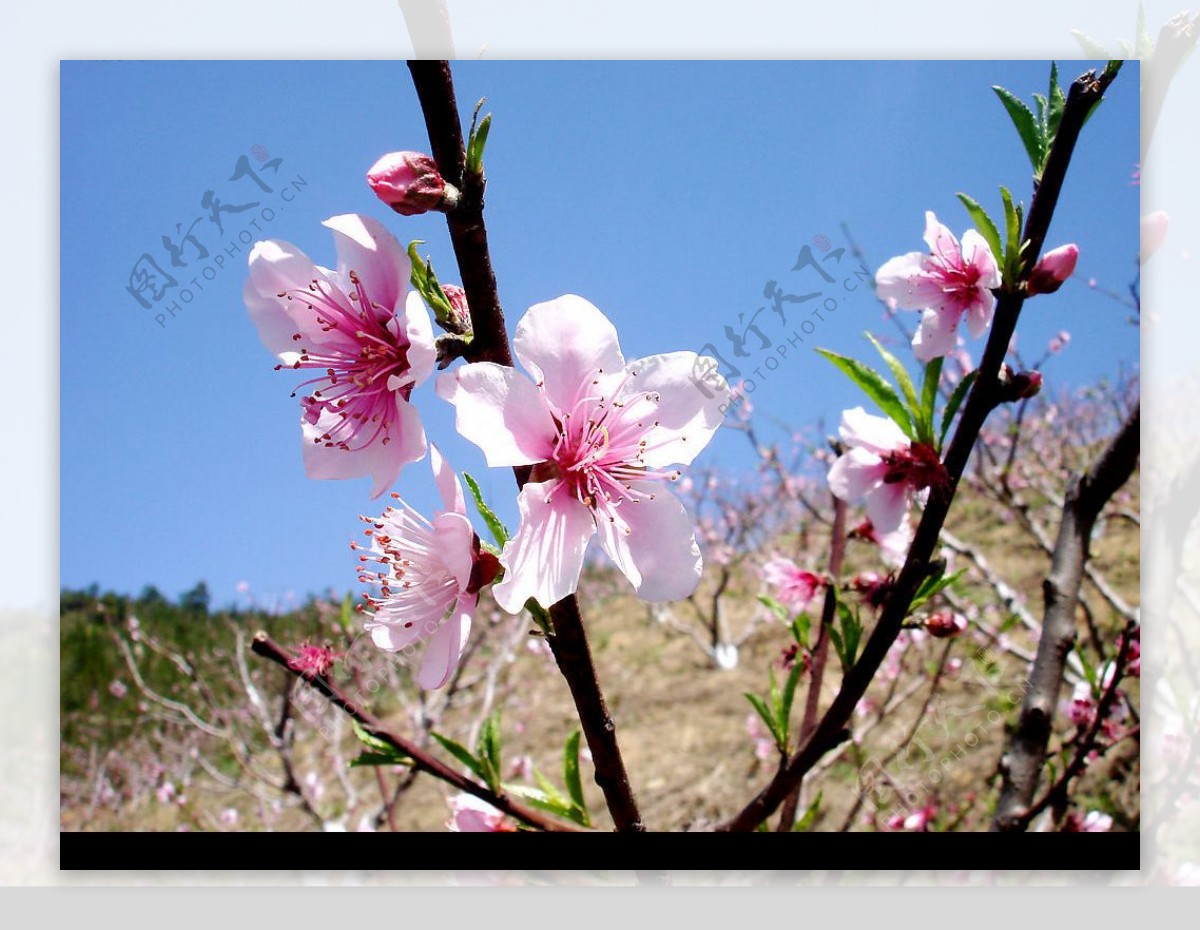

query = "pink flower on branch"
(762, 556), (824, 611)
(353, 446), (499, 690)
(446, 793), (517, 832)
(875, 211), (1001, 362)
(366, 151), (455, 216)
(245, 214), (436, 498)
(438, 295), (730, 612)
(850, 518), (913, 569)
(827, 407), (947, 534)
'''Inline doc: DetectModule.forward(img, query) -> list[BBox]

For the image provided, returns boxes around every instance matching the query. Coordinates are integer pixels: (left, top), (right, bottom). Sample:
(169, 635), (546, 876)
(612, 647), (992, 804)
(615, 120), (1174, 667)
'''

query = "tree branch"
(992, 404), (1140, 830)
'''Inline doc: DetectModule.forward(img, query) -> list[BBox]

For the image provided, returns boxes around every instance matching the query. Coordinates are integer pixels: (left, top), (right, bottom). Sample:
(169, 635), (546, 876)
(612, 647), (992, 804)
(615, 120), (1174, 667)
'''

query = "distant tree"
(179, 581), (211, 615)
(138, 584), (168, 606)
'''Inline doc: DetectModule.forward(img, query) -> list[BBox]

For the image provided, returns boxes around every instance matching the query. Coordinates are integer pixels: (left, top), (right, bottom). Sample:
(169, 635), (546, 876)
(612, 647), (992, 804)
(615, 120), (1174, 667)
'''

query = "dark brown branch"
(717, 66), (1119, 832)
(407, 60), (644, 832)
(777, 493), (846, 830)
(250, 633), (581, 832)
(992, 405), (1140, 831)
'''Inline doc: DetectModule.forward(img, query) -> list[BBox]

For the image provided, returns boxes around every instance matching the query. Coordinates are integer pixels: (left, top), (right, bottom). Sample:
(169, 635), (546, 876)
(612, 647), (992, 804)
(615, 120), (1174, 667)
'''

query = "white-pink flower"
(447, 793), (516, 832)
(245, 214), (436, 498)
(827, 407), (946, 534)
(851, 518), (913, 569)
(761, 556), (824, 611)
(875, 211), (1002, 362)
(438, 295), (730, 612)
(353, 445), (498, 689)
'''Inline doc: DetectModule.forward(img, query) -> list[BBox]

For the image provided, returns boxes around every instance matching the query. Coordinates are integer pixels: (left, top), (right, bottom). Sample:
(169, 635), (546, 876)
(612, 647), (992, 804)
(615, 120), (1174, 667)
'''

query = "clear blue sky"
(60, 60), (1139, 607)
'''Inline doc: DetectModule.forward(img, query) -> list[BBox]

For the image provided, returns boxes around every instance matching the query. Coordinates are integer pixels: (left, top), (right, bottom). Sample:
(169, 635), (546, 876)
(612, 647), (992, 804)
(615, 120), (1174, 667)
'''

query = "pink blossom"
(761, 556), (824, 610)
(447, 793), (517, 832)
(923, 610), (968, 639)
(745, 713), (776, 762)
(438, 295), (729, 611)
(1063, 810), (1113, 832)
(851, 571), (891, 611)
(108, 679), (128, 699)
(287, 642), (339, 677)
(1026, 243), (1079, 295)
(366, 151), (448, 216)
(1066, 681), (1097, 729)
(245, 214), (436, 498)
(875, 212), (1001, 362)
(156, 782), (176, 805)
(886, 804), (936, 832)
(441, 283), (471, 333)
(219, 808), (238, 827)
(827, 407), (946, 533)
(354, 446), (498, 690)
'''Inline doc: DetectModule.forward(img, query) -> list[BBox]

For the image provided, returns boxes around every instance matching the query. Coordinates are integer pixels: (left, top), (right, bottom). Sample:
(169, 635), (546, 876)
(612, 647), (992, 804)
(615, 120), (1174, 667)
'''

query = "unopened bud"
(923, 611), (967, 638)
(366, 151), (457, 216)
(1026, 243), (1078, 295)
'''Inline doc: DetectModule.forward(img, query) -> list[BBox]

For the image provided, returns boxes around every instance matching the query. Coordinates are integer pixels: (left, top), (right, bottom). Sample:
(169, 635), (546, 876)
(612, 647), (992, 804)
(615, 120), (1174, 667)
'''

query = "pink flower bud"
(1011, 370), (1043, 400)
(366, 151), (447, 216)
(923, 611), (967, 638)
(1026, 244), (1078, 295)
(442, 283), (471, 331)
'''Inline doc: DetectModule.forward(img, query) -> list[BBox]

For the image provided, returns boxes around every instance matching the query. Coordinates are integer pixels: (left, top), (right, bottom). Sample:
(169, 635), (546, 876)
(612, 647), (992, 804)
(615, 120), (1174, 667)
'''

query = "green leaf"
(827, 625), (845, 670)
(1070, 30), (1111, 60)
(910, 568), (967, 612)
(790, 614), (811, 650)
(919, 357), (943, 445)
(466, 99), (492, 175)
(866, 333), (919, 422)
(939, 370), (978, 450)
(1032, 92), (1048, 133)
(816, 349), (915, 439)
(462, 472), (508, 548)
(475, 711), (503, 793)
(1047, 63), (1066, 139)
(745, 692), (783, 750)
(350, 750), (411, 768)
(768, 667), (783, 729)
(562, 730), (590, 826)
(406, 240), (455, 326)
(351, 718), (396, 756)
(794, 791), (823, 831)
(339, 590), (356, 635)
(955, 193), (1004, 269)
(758, 594), (790, 624)
(432, 731), (487, 783)
(524, 598), (552, 636)
(992, 85), (1045, 173)
(835, 598), (862, 669)
(505, 784), (580, 823)
(779, 657), (806, 748)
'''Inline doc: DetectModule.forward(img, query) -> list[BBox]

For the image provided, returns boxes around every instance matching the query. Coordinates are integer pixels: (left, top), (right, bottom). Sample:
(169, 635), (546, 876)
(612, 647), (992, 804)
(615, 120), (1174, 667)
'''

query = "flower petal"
(301, 395), (426, 498)
(429, 443), (466, 515)
(911, 307), (962, 363)
(433, 511), (476, 591)
(828, 446), (888, 502)
(416, 596), (474, 690)
(960, 229), (1002, 289)
(403, 290), (437, 388)
(923, 211), (960, 261)
(492, 481), (595, 613)
(963, 287), (996, 339)
(875, 252), (945, 311)
(513, 295), (626, 415)
(436, 364), (557, 467)
(244, 238), (320, 362)
(838, 406), (909, 455)
(322, 214), (410, 313)
(865, 481), (910, 534)
(596, 486), (702, 602)
(624, 352), (730, 467)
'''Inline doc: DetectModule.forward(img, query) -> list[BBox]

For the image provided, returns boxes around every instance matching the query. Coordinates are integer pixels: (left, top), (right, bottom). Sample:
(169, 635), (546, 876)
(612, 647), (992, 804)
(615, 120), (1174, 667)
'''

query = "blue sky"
(60, 60), (1139, 607)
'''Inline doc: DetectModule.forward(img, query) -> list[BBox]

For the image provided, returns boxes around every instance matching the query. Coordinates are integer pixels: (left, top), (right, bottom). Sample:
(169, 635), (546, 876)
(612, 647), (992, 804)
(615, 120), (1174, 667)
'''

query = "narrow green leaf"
(816, 349), (915, 439)
(939, 370), (978, 450)
(1070, 30), (1111, 60)
(794, 791), (823, 831)
(910, 568), (966, 612)
(757, 594), (790, 624)
(466, 114), (492, 174)
(919, 357), (943, 445)
(476, 711), (503, 792)
(1047, 63), (1066, 139)
(431, 731), (487, 783)
(406, 240), (454, 325)
(350, 750), (411, 768)
(506, 784), (579, 822)
(462, 471), (508, 548)
(827, 626), (846, 671)
(955, 193), (1004, 269)
(1032, 93), (1048, 133)
(790, 614), (811, 650)
(351, 718), (396, 755)
(992, 85), (1045, 172)
(835, 599), (862, 668)
(767, 667), (782, 728)
(779, 657), (806, 745)
(562, 730), (590, 825)
(866, 333), (919, 422)
(745, 692), (783, 749)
